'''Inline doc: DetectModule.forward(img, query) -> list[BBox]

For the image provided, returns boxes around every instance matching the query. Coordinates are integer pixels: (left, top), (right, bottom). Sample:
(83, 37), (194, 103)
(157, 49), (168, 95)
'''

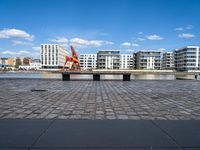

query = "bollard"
(123, 74), (131, 81)
(62, 73), (70, 81)
(93, 74), (100, 81)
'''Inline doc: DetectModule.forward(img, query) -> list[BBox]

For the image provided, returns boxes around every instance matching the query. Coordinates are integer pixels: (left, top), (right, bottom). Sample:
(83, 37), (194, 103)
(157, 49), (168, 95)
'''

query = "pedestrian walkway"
(0, 79), (200, 120)
(0, 119), (199, 150)
(0, 79), (200, 149)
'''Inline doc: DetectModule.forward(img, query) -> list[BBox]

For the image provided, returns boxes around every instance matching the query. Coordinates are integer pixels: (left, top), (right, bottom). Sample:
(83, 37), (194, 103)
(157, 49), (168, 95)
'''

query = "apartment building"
(162, 52), (174, 69)
(120, 54), (134, 69)
(40, 44), (69, 69)
(174, 46), (200, 71)
(80, 54), (97, 70)
(97, 50), (120, 69)
(0, 57), (15, 68)
(134, 50), (162, 70)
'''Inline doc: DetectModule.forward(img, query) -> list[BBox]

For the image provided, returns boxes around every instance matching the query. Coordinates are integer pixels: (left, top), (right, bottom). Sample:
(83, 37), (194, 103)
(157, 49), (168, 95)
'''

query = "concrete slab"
(184, 148), (200, 150)
(0, 148), (29, 150)
(0, 119), (52, 148)
(31, 148), (180, 150)
(153, 120), (200, 148)
(33, 120), (178, 149)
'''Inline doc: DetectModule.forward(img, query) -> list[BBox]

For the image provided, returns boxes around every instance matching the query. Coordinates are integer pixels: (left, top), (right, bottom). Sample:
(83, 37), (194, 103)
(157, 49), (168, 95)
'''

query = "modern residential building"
(97, 50), (120, 69)
(134, 50), (163, 70)
(6, 58), (15, 66)
(174, 46), (200, 71)
(0, 58), (7, 68)
(18, 59), (41, 70)
(30, 62), (41, 70)
(120, 54), (134, 69)
(19, 62), (41, 70)
(0, 58), (15, 69)
(40, 44), (69, 69)
(32, 59), (41, 63)
(22, 57), (32, 65)
(162, 52), (174, 69)
(80, 54), (97, 70)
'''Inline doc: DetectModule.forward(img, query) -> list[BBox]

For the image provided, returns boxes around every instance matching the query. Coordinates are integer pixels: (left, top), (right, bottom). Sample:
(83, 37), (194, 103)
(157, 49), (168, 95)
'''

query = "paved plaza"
(1, 79), (200, 149)
(0, 79), (200, 120)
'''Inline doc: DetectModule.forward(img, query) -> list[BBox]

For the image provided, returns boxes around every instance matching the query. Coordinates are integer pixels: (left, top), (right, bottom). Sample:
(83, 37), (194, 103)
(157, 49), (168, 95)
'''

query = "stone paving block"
(0, 79), (200, 120)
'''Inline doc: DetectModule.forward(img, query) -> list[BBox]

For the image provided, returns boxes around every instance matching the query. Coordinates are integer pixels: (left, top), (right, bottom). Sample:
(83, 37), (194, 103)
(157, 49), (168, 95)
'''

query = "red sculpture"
(63, 46), (80, 70)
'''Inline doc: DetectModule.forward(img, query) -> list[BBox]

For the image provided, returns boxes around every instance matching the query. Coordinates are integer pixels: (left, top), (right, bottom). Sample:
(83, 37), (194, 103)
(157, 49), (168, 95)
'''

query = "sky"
(0, 0), (200, 58)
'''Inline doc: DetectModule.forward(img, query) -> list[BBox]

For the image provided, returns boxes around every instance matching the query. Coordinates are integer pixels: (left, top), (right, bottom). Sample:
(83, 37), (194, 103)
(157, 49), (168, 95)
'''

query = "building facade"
(174, 46), (200, 71)
(97, 50), (120, 69)
(0, 58), (15, 69)
(134, 50), (162, 70)
(80, 54), (97, 70)
(162, 52), (174, 69)
(120, 54), (133, 69)
(40, 44), (69, 69)
(0, 58), (7, 68)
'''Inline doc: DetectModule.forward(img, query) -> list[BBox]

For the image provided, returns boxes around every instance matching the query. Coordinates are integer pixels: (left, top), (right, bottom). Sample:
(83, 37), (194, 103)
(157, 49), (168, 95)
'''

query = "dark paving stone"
(0, 149), (27, 150)
(184, 148), (200, 150)
(0, 119), (52, 148)
(33, 120), (178, 149)
(153, 120), (200, 148)
(31, 148), (180, 150)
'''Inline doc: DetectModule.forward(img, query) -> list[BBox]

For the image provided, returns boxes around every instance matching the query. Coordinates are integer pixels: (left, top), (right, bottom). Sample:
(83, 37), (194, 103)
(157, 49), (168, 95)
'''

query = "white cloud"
(121, 42), (131, 47)
(0, 28), (34, 41)
(132, 43), (139, 47)
(49, 37), (68, 43)
(186, 25), (193, 30)
(104, 41), (113, 45)
(137, 38), (146, 41)
(146, 34), (164, 40)
(158, 48), (166, 51)
(99, 32), (110, 36)
(178, 33), (195, 38)
(48, 37), (113, 48)
(12, 40), (33, 46)
(121, 42), (139, 48)
(125, 49), (135, 52)
(138, 32), (143, 35)
(175, 27), (184, 31)
(32, 46), (41, 51)
(175, 25), (193, 31)
(70, 38), (113, 48)
(60, 43), (69, 48)
(1, 50), (30, 55)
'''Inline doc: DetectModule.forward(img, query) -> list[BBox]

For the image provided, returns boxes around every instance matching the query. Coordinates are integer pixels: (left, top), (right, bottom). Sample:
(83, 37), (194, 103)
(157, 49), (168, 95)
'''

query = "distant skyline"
(0, 0), (200, 58)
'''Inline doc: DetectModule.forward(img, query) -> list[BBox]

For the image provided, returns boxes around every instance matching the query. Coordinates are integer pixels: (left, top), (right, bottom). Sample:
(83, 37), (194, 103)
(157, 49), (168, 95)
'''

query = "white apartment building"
(134, 50), (163, 70)
(174, 46), (200, 71)
(40, 44), (69, 69)
(120, 54), (133, 69)
(80, 54), (97, 70)
(19, 63), (41, 70)
(162, 52), (174, 69)
(30, 62), (41, 70)
(97, 50), (120, 69)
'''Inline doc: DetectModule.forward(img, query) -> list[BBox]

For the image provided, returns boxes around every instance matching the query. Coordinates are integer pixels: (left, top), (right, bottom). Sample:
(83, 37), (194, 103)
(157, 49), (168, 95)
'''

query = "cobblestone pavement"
(0, 79), (200, 120)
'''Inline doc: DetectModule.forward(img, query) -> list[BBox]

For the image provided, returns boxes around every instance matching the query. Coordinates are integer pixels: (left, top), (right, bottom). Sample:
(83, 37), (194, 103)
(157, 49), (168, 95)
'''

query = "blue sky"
(0, 0), (200, 58)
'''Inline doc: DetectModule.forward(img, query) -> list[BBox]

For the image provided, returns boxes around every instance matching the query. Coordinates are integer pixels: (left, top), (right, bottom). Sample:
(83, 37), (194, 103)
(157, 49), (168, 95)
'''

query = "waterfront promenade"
(0, 79), (200, 120)
(0, 79), (200, 149)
